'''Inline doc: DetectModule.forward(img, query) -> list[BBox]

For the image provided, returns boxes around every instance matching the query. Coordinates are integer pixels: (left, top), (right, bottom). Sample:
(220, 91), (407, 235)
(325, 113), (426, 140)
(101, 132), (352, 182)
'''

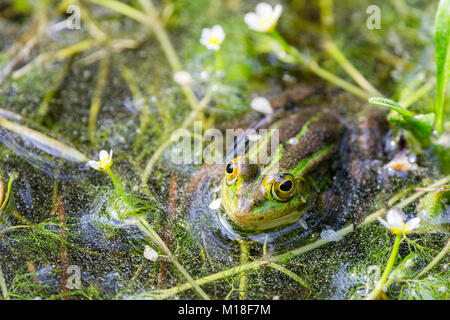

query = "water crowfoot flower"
(244, 2), (283, 32)
(144, 245), (158, 261)
(378, 208), (421, 235)
(173, 71), (193, 86)
(250, 96), (274, 114)
(88, 150), (113, 171)
(200, 25), (225, 51)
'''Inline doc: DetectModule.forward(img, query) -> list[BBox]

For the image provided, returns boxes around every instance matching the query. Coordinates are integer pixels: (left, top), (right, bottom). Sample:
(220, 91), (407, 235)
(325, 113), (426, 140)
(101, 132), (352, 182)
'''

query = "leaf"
(369, 97), (435, 146)
(435, 0), (450, 133)
(0, 117), (88, 162)
(368, 97), (415, 118)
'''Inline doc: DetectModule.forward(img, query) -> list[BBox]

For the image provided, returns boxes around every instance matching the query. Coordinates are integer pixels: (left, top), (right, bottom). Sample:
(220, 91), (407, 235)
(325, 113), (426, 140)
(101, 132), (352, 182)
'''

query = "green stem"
(140, 92), (212, 186)
(136, 217), (211, 300)
(238, 240), (251, 300)
(88, 57), (109, 140)
(323, 40), (383, 97)
(415, 238), (450, 279)
(105, 168), (126, 199)
(365, 234), (402, 300)
(215, 50), (223, 72)
(270, 30), (371, 100)
(267, 262), (309, 288)
(0, 172), (18, 215)
(144, 224), (354, 299)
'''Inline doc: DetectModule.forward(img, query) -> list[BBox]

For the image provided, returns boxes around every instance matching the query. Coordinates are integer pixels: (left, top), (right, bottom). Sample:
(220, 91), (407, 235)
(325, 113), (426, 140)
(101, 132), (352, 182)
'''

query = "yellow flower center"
(390, 222), (411, 235)
(258, 17), (276, 31)
(208, 37), (220, 45)
(98, 157), (112, 170)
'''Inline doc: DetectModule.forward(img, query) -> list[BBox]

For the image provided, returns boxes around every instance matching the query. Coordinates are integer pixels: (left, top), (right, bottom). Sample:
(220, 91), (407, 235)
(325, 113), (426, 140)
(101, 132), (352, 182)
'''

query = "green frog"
(216, 89), (391, 232)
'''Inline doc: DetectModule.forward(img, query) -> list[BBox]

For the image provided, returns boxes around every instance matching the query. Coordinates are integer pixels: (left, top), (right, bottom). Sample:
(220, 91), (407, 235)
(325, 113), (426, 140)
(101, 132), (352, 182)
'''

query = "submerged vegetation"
(0, 0), (449, 300)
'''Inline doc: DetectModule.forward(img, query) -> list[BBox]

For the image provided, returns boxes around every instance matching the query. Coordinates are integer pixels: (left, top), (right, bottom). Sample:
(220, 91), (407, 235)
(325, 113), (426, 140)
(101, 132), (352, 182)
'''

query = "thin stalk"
(361, 175), (450, 226)
(415, 238), (450, 279)
(37, 58), (73, 120)
(399, 82), (434, 108)
(215, 50), (223, 71)
(323, 40), (383, 97)
(319, 0), (334, 34)
(270, 30), (372, 100)
(0, 172), (18, 213)
(12, 39), (98, 79)
(88, 57), (109, 139)
(238, 240), (251, 300)
(140, 92), (212, 186)
(105, 168), (126, 199)
(145, 224), (354, 299)
(267, 262), (309, 288)
(135, 217), (210, 300)
(365, 234), (402, 300)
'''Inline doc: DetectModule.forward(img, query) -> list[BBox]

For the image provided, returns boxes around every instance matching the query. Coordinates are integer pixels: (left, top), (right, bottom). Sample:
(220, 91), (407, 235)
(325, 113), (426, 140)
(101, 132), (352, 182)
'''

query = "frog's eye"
(272, 173), (296, 202)
(225, 158), (239, 185)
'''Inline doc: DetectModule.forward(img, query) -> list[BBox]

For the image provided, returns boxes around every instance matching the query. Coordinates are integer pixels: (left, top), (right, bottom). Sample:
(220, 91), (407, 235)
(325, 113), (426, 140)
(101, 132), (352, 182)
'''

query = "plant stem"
(365, 234), (402, 300)
(135, 217), (211, 300)
(144, 224), (354, 299)
(105, 168), (126, 199)
(238, 240), (251, 300)
(323, 40), (383, 97)
(88, 57), (109, 140)
(270, 30), (372, 100)
(140, 93), (212, 186)
(415, 238), (450, 279)
(361, 175), (450, 226)
(267, 262), (309, 288)
(215, 50), (223, 71)
(0, 172), (18, 213)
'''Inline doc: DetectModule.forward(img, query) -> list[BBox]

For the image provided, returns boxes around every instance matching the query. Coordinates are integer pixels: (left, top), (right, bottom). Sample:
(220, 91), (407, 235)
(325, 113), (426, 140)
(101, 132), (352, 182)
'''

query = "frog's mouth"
(221, 190), (310, 231)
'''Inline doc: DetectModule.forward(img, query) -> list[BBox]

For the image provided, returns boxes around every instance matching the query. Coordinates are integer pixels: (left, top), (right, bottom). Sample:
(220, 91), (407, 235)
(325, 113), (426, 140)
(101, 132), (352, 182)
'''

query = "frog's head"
(221, 157), (311, 231)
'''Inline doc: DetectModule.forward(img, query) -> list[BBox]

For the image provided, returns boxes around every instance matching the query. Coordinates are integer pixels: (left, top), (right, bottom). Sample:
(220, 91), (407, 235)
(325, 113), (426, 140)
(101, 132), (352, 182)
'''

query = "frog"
(216, 88), (392, 232)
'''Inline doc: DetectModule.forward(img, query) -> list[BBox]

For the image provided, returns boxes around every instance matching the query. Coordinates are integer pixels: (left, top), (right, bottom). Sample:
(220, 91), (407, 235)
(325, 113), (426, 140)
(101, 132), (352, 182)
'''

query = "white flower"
(244, 2), (283, 32)
(250, 96), (273, 114)
(208, 198), (222, 210)
(378, 208), (421, 235)
(173, 71), (193, 86)
(88, 149), (113, 171)
(200, 25), (225, 51)
(143, 245), (158, 261)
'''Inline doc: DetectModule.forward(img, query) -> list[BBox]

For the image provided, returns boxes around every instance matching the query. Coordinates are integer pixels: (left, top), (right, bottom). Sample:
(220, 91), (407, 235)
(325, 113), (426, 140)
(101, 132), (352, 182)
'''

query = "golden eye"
(272, 173), (296, 202)
(225, 158), (239, 185)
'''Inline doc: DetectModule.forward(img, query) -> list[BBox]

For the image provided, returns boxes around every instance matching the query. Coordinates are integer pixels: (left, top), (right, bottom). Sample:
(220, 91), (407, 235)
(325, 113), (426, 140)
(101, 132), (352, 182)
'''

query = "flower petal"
(88, 160), (100, 170)
(255, 2), (273, 17)
(377, 217), (390, 229)
(273, 4), (283, 19)
(99, 150), (109, 162)
(143, 246), (158, 261)
(244, 12), (259, 28)
(250, 97), (273, 114)
(406, 217), (421, 230)
(386, 208), (406, 227)
(208, 197), (222, 210)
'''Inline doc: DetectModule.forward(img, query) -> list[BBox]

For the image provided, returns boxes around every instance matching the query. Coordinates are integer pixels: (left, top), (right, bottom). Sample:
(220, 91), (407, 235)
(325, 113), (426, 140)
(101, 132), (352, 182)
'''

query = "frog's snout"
(238, 163), (259, 181)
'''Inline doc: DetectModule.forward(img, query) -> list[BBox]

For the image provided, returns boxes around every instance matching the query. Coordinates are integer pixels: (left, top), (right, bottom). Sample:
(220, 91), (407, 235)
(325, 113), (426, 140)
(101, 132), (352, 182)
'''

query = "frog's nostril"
(240, 163), (259, 181)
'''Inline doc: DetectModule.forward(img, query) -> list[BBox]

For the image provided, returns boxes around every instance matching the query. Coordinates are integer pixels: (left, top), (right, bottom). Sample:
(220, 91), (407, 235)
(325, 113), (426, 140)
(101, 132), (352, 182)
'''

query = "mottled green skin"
(221, 107), (345, 230)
